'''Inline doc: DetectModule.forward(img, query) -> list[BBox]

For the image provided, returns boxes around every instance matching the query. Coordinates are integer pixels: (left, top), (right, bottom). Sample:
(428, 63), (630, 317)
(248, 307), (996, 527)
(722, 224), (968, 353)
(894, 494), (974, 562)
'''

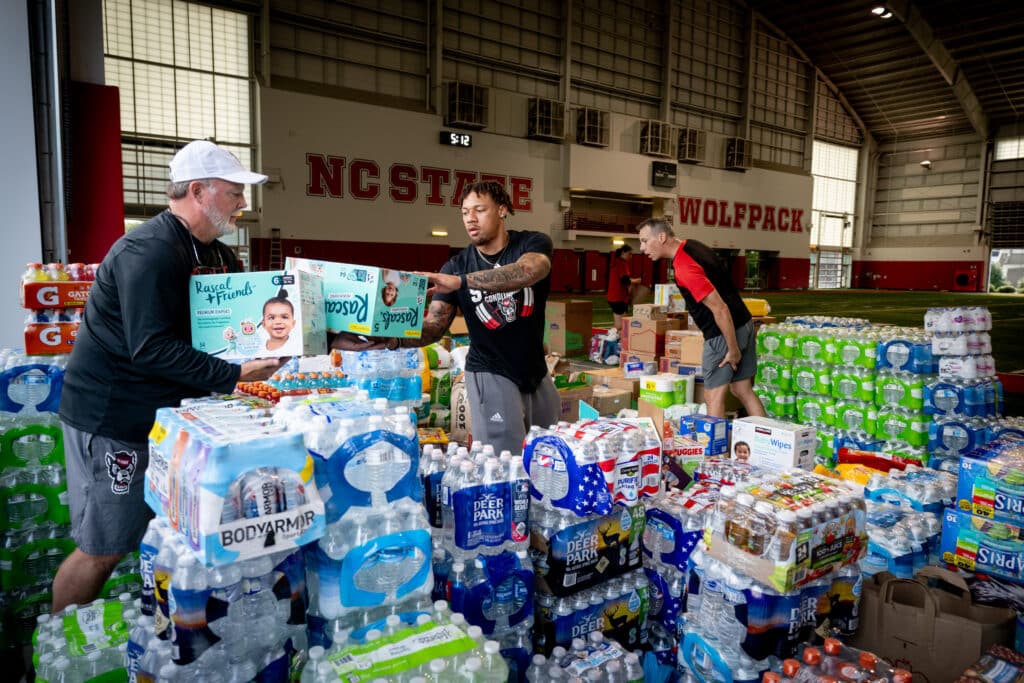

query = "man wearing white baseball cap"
(52, 140), (283, 612)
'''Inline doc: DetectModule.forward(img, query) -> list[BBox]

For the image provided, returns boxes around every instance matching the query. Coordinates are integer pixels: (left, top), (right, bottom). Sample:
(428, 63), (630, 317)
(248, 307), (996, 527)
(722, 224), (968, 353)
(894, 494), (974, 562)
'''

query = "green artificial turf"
(558, 290), (1024, 372)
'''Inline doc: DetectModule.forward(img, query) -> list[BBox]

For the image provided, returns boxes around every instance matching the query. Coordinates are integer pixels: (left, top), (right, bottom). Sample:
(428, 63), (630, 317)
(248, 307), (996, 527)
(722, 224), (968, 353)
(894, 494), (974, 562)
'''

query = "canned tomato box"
(731, 416), (816, 470)
(286, 256), (427, 339)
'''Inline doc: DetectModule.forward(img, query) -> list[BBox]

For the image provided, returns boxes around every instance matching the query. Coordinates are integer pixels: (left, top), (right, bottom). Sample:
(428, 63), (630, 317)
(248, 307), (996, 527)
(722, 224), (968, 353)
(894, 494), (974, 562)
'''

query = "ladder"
(269, 228), (283, 269)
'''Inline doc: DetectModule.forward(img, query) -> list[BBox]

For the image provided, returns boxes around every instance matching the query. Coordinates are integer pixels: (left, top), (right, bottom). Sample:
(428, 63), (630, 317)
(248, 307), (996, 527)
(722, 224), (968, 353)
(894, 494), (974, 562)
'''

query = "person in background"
(335, 180), (559, 454)
(637, 217), (766, 419)
(52, 140), (285, 612)
(606, 244), (640, 333)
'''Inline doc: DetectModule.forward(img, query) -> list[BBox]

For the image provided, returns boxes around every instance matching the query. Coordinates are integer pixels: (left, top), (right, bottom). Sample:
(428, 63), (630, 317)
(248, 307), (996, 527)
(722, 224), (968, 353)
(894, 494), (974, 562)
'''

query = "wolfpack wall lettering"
(678, 196), (805, 232)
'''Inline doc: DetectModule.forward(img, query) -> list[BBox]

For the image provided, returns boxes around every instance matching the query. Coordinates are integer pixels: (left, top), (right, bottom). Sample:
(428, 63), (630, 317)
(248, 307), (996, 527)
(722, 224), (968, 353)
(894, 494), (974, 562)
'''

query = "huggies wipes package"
(145, 403), (325, 566)
(189, 269), (326, 359)
(286, 256), (427, 339)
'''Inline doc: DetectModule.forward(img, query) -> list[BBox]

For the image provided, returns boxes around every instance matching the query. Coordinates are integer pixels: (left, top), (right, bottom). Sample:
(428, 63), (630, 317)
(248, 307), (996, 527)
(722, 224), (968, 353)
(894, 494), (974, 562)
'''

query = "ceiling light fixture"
(871, 5), (893, 19)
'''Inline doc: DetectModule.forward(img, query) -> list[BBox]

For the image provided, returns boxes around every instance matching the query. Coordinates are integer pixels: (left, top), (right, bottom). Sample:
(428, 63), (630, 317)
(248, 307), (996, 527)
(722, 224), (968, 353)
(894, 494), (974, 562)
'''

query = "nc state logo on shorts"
(106, 450), (138, 495)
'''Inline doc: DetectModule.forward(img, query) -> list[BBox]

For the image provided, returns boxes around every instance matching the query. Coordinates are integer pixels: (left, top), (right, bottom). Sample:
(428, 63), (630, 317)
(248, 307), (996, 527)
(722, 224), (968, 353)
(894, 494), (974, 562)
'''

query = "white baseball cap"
(169, 140), (268, 185)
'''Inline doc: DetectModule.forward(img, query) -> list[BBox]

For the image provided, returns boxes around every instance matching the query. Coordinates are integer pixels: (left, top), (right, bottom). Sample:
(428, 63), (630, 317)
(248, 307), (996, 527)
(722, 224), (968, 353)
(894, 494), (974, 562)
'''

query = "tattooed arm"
(423, 252), (552, 296)
(408, 299), (458, 347)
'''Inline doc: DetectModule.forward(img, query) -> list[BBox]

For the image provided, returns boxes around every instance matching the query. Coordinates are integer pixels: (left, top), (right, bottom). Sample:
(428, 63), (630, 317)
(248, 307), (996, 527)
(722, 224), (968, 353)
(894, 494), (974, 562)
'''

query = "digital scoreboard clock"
(439, 131), (473, 147)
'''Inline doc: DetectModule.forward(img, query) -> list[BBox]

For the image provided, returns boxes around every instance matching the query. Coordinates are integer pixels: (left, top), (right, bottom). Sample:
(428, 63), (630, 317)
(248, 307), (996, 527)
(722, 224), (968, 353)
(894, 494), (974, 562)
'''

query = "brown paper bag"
(849, 567), (1015, 683)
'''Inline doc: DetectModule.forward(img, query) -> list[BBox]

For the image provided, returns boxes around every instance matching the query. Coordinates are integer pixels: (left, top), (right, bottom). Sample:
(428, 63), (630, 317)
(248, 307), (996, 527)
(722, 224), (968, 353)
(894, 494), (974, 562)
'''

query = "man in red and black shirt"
(637, 218), (766, 418)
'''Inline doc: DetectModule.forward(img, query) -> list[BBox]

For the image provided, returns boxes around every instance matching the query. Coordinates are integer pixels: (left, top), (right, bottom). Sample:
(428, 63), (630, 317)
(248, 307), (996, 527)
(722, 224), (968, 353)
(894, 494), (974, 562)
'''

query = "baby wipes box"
(189, 270), (325, 359)
(286, 257), (427, 339)
(731, 416), (816, 470)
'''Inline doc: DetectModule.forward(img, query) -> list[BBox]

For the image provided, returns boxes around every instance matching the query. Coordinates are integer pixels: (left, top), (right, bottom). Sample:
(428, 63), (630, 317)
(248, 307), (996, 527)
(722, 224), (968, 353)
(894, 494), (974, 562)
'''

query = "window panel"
(103, 0), (254, 213)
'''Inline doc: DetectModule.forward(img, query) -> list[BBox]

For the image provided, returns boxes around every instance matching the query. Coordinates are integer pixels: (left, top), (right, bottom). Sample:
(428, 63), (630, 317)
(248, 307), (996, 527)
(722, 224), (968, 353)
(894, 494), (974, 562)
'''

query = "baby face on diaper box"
(189, 270), (326, 359)
(285, 257), (427, 339)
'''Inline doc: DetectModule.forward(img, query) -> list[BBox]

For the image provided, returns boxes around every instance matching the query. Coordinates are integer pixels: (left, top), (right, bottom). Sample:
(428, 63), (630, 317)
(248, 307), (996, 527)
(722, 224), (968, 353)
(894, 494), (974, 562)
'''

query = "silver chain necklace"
(476, 236), (509, 269)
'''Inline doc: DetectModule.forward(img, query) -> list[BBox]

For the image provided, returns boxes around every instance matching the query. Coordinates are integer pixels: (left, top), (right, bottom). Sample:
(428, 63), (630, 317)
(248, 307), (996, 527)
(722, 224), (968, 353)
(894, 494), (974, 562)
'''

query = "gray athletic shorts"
(466, 371), (561, 455)
(63, 423), (154, 555)
(702, 320), (758, 390)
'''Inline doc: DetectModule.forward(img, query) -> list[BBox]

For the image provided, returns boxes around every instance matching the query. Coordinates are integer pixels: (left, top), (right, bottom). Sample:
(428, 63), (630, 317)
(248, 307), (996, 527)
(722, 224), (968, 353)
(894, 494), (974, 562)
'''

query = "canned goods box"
(731, 416), (816, 470)
(286, 256), (427, 339)
(189, 269), (326, 359)
(146, 402), (325, 565)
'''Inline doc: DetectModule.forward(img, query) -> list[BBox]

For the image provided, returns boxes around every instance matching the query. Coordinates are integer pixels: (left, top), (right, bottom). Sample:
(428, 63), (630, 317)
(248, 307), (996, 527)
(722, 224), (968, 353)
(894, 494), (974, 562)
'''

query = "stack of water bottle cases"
(0, 350), (70, 656)
(1, 350), (142, 669)
(753, 308), (1015, 472)
(114, 349), (515, 682)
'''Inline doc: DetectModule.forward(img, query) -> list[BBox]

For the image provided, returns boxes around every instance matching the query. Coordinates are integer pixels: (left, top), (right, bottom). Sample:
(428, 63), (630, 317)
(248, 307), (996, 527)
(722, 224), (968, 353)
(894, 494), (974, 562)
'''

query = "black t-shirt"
(672, 239), (751, 339)
(59, 210), (242, 442)
(434, 230), (553, 392)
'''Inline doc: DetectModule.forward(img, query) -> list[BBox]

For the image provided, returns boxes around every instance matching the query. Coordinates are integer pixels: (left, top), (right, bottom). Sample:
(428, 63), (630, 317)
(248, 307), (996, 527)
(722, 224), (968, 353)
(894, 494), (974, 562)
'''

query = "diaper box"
(731, 416), (816, 470)
(189, 269), (325, 359)
(286, 257), (427, 339)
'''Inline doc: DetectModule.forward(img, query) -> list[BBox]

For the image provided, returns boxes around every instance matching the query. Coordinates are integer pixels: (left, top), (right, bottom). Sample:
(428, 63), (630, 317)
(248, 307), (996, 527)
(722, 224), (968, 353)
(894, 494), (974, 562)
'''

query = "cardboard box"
(583, 367), (640, 403)
(630, 304), (666, 320)
(624, 318), (683, 355)
(941, 508), (1024, 583)
(659, 357), (701, 377)
(588, 386), (632, 416)
(449, 315), (469, 335)
(956, 443), (1024, 525)
(678, 415), (731, 455)
(23, 322), (79, 355)
(556, 384), (593, 422)
(665, 312), (688, 329)
(286, 257), (427, 338)
(653, 284), (686, 312)
(20, 281), (92, 309)
(731, 416), (815, 470)
(190, 270), (326, 359)
(666, 330), (704, 364)
(545, 299), (593, 356)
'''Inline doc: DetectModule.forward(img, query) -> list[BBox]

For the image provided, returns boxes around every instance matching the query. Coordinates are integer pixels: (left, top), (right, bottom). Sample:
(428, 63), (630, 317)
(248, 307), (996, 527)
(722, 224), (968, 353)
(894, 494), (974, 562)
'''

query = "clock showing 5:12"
(439, 131), (473, 148)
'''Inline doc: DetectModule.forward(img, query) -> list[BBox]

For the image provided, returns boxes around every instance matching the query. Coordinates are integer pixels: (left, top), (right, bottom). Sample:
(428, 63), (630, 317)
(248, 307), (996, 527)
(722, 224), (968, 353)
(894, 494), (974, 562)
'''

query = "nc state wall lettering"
(306, 154), (533, 211)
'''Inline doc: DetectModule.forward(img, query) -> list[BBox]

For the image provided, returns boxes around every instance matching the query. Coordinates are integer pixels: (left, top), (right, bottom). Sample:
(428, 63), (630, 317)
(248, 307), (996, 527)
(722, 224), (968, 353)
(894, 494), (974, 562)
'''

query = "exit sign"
(439, 131), (473, 148)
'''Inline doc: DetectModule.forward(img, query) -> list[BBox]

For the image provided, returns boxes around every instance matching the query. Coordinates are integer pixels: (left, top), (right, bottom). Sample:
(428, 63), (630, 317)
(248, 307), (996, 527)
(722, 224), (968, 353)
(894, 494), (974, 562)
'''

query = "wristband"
(460, 273), (468, 289)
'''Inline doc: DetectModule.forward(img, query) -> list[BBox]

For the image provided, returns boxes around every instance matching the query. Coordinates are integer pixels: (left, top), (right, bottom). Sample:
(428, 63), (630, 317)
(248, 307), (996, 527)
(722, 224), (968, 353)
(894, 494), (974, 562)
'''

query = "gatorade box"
(189, 269), (326, 359)
(731, 416), (815, 470)
(286, 256), (427, 339)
